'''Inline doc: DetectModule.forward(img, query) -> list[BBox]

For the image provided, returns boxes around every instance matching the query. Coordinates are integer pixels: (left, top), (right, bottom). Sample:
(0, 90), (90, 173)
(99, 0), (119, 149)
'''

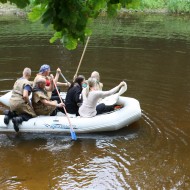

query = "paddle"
(60, 72), (69, 83)
(52, 78), (77, 140)
(60, 72), (70, 87)
(73, 36), (90, 81)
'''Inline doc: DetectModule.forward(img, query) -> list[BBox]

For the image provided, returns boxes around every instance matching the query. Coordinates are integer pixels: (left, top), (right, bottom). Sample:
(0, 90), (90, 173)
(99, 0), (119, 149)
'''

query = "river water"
(0, 14), (190, 189)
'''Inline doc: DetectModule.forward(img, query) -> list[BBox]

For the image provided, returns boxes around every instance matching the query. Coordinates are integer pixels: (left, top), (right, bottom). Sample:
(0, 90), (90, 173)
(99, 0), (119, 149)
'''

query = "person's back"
(79, 78), (125, 118)
(65, 75), (85, 116)
(79, 88), (104, 117)
(10, 78), (31, 103)
(9, 68), (34, 113)
(7, 68), (36, 132)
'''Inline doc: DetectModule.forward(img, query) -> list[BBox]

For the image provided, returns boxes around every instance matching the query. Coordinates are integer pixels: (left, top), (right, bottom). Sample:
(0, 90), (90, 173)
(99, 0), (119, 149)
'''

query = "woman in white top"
(79, 78), (125, 118)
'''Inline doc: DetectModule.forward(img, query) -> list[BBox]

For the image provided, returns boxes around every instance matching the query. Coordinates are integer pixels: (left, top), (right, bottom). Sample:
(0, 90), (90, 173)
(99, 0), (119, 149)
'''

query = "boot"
(12, 116), (23, 132)
(3, 110), (15, 125)
(4, 115), (10, 125)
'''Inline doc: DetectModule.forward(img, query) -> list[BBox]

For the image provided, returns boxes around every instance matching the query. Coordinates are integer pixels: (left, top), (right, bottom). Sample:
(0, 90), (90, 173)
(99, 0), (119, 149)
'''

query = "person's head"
(23, 67), (31, 79)
(39, 64), (51, 76)
(91, 71), (100, 82)
(87, 77), (97, 88)
(68, 75), (85, 91)
(85, 77), (97, 97)
(74, 75), (85, 85)
(35, 77), (46, 89)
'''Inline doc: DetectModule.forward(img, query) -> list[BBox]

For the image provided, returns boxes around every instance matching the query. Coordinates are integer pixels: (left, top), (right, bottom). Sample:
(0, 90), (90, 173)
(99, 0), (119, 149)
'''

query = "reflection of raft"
(0, 96), (141, 133)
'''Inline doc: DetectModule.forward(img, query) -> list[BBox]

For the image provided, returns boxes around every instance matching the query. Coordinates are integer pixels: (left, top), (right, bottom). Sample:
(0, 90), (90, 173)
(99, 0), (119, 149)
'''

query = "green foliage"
(107, 3), (121, 17)
(141, 0), (166, 9)
(167, 0), (190, 13)
(28, 4), (47, 22)
(126, 0), (141, 9)
(27, 0), (129, 49)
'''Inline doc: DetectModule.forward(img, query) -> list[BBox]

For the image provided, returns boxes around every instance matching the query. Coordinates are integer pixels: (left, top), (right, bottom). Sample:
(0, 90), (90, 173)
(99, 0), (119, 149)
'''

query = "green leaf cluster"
(28, 0), (91, 49)
(167, 0), (190, 13)
(28, 0), (129, 49)
(140, 0), (166, 9)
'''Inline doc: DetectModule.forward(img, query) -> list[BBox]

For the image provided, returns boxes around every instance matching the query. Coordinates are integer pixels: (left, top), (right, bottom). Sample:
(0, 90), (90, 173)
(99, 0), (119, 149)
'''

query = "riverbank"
(0, 1), (189, 17)
(0, 3), (26, 16)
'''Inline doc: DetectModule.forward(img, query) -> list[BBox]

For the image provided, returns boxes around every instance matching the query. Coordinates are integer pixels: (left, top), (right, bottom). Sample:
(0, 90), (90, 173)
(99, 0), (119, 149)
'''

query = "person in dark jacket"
(65, 75), (85, 116)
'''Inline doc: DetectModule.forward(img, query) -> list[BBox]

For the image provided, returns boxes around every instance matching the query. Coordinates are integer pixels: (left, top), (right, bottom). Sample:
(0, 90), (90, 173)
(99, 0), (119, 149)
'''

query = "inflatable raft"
(0, 83), (141, 133)
(0, 96), (141, 133)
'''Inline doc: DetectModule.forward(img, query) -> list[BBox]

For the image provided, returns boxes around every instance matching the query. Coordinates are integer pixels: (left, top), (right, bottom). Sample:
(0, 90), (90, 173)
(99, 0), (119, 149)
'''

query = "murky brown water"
(0, 14), (190, 189)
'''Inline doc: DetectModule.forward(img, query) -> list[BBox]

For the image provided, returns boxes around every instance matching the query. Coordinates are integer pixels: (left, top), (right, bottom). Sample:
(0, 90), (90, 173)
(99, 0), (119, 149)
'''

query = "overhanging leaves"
(0, 0), (134, 49)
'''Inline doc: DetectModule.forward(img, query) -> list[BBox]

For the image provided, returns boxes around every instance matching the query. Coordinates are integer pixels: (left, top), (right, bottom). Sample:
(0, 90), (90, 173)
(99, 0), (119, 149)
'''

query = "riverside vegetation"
(0, 0), (190, 50)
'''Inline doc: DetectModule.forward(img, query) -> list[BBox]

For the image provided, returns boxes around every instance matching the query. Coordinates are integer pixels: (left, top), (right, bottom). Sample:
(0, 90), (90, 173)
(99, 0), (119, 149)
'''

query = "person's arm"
(41, 99), (65, 108)
(100, 82), (125, 99)
(23, 85), (32, 106)
(23, 90), (31, 104)
(56, 81), (71, 87)
(54, 68), (61, 83)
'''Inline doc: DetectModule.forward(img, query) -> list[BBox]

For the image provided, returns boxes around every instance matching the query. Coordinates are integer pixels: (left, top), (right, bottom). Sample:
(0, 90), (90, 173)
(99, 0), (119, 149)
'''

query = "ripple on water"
(35, 137), (74, 153)
(137, 104), (190, 188)
(0, 134), (14, 148)
(0, 176), (23, 190)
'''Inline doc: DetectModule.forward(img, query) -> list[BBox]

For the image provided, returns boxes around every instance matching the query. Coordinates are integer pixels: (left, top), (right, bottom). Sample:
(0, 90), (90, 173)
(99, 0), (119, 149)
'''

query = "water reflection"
(0, 129), (140, 189)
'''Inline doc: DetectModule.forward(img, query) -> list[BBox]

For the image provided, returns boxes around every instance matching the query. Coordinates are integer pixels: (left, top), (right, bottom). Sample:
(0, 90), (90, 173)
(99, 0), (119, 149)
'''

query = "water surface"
(0, 14), (190, 189)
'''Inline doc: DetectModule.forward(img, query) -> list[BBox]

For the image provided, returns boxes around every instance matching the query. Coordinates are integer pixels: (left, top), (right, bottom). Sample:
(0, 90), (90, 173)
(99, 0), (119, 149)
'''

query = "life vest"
(11, 78), (32, 102)
(33, 75), (52, 98)
(32, 86), (55, 115)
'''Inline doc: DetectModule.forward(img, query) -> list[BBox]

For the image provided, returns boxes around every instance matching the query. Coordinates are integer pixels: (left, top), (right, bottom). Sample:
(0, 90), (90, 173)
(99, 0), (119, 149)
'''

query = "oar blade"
(71, 131), (77, 140)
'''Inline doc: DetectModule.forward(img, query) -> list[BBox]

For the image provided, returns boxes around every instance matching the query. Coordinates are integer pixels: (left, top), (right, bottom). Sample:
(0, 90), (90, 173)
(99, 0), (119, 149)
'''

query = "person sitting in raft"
(4, 67), (36, 132)
(91, 71), (103, 91)
(79, 77), (125, 118)
(33, 65), (70, 103)
(32, 76), (65, 116)
(65, 75), (85, 116)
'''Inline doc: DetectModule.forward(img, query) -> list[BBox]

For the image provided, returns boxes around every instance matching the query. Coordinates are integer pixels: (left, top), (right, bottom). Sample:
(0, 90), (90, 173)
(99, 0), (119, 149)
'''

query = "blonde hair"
(91, 71), (100, 81)
(85, 77), (97, 97)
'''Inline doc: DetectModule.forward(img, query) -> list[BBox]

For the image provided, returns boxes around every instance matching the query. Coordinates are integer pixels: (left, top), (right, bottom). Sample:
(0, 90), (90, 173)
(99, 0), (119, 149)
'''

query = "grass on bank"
(127, 0), (190, 13)
(1, 0), (190, 15)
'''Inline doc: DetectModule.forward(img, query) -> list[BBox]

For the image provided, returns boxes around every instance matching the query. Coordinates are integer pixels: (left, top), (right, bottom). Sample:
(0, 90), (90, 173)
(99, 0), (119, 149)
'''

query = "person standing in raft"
(4, 68), (36, 132)
(32, 76), (64, 116)
(79, 77), (125, 118)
